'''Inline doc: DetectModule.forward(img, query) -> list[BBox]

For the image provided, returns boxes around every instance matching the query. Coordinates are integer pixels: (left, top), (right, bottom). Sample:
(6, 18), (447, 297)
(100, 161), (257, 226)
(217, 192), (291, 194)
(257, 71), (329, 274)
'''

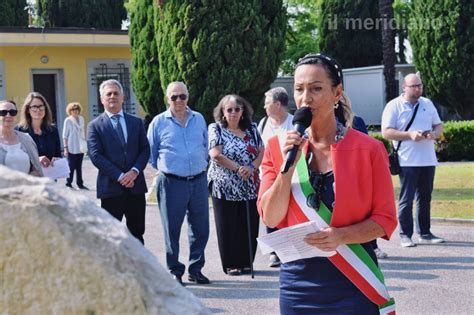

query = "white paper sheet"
(42, 158), (70, 179)
(257, 221), (336, 263)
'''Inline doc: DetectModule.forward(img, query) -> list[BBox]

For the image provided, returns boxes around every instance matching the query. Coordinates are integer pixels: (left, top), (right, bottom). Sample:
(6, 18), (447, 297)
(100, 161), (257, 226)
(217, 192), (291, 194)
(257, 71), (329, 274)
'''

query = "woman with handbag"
(62, 102), (88, 190)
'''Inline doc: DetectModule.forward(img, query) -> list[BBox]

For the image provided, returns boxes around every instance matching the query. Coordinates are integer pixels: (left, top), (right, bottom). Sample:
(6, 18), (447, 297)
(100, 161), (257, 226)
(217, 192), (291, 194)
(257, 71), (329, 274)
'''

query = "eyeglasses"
(72, 108), (80, 111)
(0, 109), (18, 117)
(170, 94), (188, 102)
(306, 173), (324, 211)
(407, 84), (423, 89)
(30, 105), (45, 111)
(226, 107), (242, 113)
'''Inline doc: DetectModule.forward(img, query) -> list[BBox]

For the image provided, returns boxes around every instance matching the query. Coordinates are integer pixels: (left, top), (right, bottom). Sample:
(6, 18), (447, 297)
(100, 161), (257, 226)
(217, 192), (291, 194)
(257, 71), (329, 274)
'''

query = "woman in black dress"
(16, 92), (61, 168)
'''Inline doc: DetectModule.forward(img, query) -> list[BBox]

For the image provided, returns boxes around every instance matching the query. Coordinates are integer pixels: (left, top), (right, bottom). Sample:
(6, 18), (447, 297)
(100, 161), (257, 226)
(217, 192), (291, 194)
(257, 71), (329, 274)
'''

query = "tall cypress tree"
(155, 0), (287, 122)
(409, 0), (473, 119)
(0, 0), (28, 26)
(129, 0), (164, 117)
(318, 0), (383, 68)
(37, 0), (126, 28)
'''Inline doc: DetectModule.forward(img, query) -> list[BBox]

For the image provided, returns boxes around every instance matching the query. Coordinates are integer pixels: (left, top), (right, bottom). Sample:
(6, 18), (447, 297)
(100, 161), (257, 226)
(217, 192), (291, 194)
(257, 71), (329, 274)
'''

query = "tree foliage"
(0, 0), (28, 26)
(280, 0), (320, 75)
(409, 0), (474, 119)
(379, 0), (398, 102)
(37, 0), (126, 28)
(128, 0), (164, 116)
(155, 1), (287, 122)
(318, 0), (383, 68)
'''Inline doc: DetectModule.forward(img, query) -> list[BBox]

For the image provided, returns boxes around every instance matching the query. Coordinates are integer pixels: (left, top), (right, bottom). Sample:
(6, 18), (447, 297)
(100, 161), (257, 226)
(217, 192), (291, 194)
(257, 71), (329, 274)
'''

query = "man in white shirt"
(382, 74), (444, 248)
(257, 87), (293, 267)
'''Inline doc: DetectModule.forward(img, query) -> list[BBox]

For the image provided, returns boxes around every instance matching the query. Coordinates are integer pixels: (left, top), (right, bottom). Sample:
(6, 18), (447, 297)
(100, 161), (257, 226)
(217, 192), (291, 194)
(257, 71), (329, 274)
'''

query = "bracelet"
(64, 146), (68, 149)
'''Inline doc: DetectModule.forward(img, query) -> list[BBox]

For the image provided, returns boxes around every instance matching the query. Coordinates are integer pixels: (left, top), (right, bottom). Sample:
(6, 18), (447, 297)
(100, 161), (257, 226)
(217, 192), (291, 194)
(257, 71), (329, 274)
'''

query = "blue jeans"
(398, 166), (435, 238)
(156, 172), (209, 276)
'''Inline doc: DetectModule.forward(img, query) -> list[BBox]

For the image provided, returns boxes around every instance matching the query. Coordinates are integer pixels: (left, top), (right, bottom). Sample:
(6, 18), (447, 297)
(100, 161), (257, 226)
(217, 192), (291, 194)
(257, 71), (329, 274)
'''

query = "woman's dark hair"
(296, 53), (353, 126)
(213, 94), (253, 130)
(18, 92), (54, 131)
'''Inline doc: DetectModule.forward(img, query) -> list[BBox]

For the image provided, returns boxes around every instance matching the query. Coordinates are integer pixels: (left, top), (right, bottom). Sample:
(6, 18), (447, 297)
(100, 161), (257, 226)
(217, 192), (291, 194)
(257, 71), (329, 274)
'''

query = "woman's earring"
(334, 102), (339, 109)
(223, 116), (226, 120)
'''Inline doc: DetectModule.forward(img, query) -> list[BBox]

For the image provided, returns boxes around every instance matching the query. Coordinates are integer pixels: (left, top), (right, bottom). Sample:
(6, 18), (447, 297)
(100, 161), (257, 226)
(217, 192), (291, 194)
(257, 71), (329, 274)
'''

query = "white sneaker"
(374, 248), (388, 259)
(400, 236), (416, 248)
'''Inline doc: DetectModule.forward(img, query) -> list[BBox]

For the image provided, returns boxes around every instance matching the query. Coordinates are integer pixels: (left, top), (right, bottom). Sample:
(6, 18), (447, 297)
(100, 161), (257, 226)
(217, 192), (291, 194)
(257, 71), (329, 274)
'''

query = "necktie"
(111, 114), (126, 146)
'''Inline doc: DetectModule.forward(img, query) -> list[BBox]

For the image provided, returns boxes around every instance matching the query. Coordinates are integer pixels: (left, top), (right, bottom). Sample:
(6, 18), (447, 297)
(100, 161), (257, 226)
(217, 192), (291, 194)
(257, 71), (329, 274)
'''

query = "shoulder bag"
(389, 103), (419, 175)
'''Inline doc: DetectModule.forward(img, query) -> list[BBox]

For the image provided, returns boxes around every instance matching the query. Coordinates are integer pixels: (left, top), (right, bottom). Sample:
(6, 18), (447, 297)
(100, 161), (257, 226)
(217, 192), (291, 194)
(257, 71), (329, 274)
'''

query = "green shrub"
(436, 120), (474, 161)
(370, 132), (391, 154)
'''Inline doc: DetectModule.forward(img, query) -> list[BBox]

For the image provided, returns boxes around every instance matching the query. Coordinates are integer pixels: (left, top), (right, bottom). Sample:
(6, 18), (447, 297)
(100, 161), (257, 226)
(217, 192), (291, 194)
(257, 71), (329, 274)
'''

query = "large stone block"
(0, 165), (209, 314)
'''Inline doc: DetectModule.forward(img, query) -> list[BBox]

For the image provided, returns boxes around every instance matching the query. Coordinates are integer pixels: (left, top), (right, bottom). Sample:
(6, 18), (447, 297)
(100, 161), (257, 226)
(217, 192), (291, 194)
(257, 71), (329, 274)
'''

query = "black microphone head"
(292, 107), (313, 129)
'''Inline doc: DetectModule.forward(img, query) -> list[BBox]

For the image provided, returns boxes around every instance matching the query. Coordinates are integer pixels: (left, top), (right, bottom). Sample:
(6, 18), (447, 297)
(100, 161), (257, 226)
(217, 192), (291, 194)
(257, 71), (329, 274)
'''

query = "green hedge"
(370, 132), (392, 153)
(369, 120), (474, 161)
(436, 120), (474, 161)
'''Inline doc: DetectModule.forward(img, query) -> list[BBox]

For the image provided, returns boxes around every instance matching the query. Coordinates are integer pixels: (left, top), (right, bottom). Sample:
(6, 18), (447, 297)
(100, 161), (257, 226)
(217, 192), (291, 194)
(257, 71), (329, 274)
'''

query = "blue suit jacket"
(87, 112), (150, 199)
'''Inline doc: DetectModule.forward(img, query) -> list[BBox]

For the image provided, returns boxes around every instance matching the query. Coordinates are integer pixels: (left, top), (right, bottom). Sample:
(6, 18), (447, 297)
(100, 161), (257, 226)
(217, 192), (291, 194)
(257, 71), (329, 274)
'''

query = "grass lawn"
(147, 163), (473, 220)
(391, 162), (474, 219)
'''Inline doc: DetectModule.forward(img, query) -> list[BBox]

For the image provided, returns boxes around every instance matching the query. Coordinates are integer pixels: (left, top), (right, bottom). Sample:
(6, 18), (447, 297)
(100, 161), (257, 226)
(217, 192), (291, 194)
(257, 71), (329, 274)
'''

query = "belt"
(163, 171), (206, 181)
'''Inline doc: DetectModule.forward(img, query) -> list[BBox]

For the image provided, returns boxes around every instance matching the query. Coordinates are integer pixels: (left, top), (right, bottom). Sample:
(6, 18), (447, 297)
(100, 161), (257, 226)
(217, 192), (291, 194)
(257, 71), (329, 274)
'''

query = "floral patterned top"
(208, 122), (263, 201)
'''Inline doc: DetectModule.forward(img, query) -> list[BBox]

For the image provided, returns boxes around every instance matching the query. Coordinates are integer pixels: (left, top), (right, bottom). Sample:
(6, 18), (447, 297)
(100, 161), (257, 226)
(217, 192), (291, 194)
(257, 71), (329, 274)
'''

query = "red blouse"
(257, 128), (397, 240)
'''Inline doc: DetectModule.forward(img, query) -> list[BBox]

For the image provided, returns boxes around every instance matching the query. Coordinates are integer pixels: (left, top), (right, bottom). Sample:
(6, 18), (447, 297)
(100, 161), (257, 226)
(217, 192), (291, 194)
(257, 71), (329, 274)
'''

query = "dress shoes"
(188, 272), (210, 284)
(78, 185), (89, 190)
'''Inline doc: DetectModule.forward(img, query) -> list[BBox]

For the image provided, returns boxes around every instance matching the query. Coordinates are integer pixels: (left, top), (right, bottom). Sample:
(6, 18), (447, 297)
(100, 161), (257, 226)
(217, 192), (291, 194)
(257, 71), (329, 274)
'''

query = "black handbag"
(389, 103), (419, 175)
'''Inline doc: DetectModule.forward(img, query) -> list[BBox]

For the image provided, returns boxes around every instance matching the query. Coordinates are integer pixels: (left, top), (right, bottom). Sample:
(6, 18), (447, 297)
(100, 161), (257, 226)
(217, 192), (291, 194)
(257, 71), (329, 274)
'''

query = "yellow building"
(0, 27), (142, 135)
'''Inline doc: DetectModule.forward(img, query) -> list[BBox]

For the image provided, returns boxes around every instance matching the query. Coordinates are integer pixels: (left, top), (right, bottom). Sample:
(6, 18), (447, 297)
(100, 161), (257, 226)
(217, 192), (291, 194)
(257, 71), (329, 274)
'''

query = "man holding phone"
(381, 73), (444, 248)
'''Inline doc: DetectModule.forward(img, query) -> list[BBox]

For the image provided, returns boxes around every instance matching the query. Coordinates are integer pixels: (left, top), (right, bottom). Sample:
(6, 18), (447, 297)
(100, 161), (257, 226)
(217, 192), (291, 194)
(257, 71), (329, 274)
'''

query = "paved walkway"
(70, 158), (473, 315)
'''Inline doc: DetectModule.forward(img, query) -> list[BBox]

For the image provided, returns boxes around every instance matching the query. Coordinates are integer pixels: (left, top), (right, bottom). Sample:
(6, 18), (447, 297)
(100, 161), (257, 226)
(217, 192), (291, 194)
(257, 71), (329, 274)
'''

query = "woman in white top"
(62, 102), (88, 189)
(0, 100), (43, 176)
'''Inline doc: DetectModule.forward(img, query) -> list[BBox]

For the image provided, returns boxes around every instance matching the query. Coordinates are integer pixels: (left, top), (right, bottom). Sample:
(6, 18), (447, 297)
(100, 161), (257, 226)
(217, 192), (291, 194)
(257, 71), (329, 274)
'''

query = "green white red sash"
(280, 138), (395, 314)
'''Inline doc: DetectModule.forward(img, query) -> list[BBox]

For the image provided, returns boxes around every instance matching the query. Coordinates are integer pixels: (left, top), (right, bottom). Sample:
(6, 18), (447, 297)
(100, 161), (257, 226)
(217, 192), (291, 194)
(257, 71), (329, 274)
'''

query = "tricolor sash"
(276, 137), (396, 315)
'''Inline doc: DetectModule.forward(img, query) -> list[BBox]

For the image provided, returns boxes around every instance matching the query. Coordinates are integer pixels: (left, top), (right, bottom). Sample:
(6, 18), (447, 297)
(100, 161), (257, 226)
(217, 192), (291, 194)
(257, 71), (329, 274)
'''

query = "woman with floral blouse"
(208, 94), (264, 276)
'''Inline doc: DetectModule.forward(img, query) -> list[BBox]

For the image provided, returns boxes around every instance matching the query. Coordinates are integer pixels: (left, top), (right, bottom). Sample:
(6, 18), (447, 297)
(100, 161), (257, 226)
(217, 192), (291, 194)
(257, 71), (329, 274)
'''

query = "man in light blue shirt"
(147, 81), (210, 285)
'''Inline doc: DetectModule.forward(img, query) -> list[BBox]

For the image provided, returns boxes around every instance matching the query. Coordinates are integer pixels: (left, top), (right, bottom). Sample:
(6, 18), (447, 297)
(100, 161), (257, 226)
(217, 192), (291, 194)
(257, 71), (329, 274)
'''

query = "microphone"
(281, 107), (313, 174)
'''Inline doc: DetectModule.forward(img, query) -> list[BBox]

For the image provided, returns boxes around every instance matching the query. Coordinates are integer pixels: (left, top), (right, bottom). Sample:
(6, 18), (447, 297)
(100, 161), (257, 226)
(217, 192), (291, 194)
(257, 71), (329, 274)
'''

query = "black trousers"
(101, 191), (146, 244)
(211, 197), (259, 273)
(66, 153), (84, 186)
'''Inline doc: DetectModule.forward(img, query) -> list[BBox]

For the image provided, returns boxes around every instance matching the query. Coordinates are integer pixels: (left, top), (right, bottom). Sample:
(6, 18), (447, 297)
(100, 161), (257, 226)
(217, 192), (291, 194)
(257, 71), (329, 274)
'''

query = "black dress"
(16, 125), (61, 160)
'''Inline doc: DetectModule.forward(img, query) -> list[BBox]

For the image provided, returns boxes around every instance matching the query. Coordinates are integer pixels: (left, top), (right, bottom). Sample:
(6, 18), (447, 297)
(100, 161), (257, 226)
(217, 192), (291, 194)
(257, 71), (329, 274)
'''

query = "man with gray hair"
(257, 86), (293, 267)
(147, 81), (210, 285)
(87, 79), (150, 244)
(382, 73), (444, 248)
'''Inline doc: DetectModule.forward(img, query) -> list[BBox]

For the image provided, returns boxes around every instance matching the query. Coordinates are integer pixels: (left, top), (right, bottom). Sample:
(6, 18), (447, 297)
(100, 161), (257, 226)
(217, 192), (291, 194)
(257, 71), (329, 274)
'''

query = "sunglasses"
(72, 107), (80, 111)
(0, 109), (18, 117)
(226, 107), (242, 114)
(306, 173), (324, 211)
(30, 104), (45, 111)
(170, 94), (187, 101)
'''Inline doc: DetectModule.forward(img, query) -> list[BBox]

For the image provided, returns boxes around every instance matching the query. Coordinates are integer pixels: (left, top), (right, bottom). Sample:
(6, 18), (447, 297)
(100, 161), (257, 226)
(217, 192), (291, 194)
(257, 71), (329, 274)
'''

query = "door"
(31, 69), (66, 136)
(33, 74), (57, 123)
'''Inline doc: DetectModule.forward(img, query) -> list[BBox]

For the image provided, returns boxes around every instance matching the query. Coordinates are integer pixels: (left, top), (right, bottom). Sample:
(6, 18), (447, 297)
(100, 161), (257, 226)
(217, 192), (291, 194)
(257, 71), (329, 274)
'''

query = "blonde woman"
(62, 102), (88, 190)
(0, 100), (43, 176)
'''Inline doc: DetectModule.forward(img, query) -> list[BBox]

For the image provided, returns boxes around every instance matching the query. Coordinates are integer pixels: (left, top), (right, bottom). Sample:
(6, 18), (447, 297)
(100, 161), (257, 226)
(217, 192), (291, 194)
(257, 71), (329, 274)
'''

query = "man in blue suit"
(88, 79), (150, 244)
